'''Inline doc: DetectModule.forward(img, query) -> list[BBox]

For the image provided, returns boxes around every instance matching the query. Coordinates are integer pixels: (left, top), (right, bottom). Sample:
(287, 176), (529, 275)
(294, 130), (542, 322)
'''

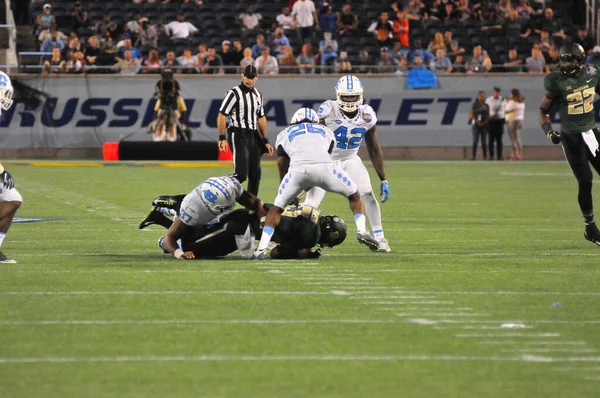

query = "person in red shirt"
(393, 11), (409, 47)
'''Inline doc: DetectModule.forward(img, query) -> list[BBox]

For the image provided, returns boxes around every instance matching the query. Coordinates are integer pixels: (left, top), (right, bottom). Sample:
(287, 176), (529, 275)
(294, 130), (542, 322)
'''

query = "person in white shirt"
(239, 6), (262, 30)
(292, 0), (319, 42)
(485, 86), (507, 160)
(504, 88), (526, 160)
(254, 47), (279, 75)
(167, 13), (198, 39)
(276, 7), (294, 31)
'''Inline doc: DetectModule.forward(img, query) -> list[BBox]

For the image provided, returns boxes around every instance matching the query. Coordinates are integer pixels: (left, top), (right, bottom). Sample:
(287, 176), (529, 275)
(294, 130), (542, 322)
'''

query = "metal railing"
(0, 0), (18, 73)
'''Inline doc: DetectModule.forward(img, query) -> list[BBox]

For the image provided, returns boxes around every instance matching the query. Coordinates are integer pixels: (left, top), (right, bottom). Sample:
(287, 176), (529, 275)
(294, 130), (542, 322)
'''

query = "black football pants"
(228, 130), (262, 196)
(561, 129), (600, 214)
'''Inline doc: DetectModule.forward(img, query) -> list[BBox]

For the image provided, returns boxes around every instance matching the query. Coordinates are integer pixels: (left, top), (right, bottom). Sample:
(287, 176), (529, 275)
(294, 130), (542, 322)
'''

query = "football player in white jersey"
(139, 175), (266, 259)
(253, 107), (379, 259)
(0, 72), (22, 264)
(303, 75), (391, 253)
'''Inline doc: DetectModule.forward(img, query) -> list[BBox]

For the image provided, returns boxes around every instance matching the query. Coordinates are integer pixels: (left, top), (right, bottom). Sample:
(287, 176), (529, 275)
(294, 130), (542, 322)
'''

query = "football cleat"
(251, 248), (267, 260)
(151, 195), (184, 209)
(584, 224), (600, 247)
(356, 231), (380, 251)
(376, 238), (392, 253)
(0, 251), (16, 264)
(139, 208), (169, 230)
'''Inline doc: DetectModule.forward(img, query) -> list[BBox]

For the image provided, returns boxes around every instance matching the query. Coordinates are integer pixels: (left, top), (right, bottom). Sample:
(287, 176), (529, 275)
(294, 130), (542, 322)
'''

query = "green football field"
(1, 160), (599, 398)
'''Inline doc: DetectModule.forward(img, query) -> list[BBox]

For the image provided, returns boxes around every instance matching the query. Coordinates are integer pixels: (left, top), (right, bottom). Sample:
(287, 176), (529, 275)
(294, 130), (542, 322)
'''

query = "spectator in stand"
(320, 4), (337, 33)
(201, 47), (224, 74)
(525, 47), (545, 73)
(466, 45), (491, 74)
(356, 49), (374, 74)
(390, 41), (404, 63)
(220, 40), (239, 74)
(496, 0), (513, 20)
(119, 39), (141, 60)
(535, 8), (565, 39)
(441, 3), (460, 22)
(427, 32), (446, 54)
(455, 0), (475, 22)
(143, 49), (162, 74)
(515, 0), (534, 19)
(117, 25), (133, 46)
(425, 0), (445, 20)
(393, 11), (409, 48)
(337, 5), (358, 37)
(232, 40), (245, 66)
(377, 47), (398, 73)
(42, 47), (65, 74)
(406, 0), (426, 20)
(64, 51), (84, 74)
(404, 39), (434, 65)
(272, 28), (291, 55)
(84, 36), (102, 72)
(252, 34), (267, 58)
(433, 49), (452, 73)
(279, 47), (298, 74)
(163, 51), (181, 72)
(136, 18), (158, 51)
(535, 30), (555, 61)
(452, 54), (467, 73)
(35, 4), (55, 37)
(255, 47), (279, 75)
(167, 13), (198, 39)
(503, 10), (527, 39)
(292, 0), (319, 43)
(41, 30), (65, 53)
(368, 11), (394, 48)
(444, 31), (465, 59)
(409, 54), (430, 70)
(476, 0), (495, 21)
(319, 31), (338, 71)
(297, 44), (316, 74)
(239, 6), (262, 31)
(127, 14), (141, 37)
(240, 48), (255, 72)
(114, 50), (140, 75)
(101, 31), (118, 66)
(95, 15), (114, 37)
(153, 17), (169, 40)
(276, 7), (295, 31)
(504, 48), (524, 72)
(275, 43), (288, 63)
(336, 51), (352, 73)
(178, 48), (197, 74)
(575, 27), (595, 54)
(67, 31), (83, 55)
(586, 46), (600, 65)
(195, 43), (208, 68)
(71, 2), (89, 32)
(38, 24), (67, 43)
(545, 48), (560, 72)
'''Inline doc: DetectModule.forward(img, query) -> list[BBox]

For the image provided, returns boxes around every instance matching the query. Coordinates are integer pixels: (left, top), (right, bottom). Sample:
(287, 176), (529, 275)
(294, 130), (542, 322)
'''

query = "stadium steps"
(16, 25), (39, 71)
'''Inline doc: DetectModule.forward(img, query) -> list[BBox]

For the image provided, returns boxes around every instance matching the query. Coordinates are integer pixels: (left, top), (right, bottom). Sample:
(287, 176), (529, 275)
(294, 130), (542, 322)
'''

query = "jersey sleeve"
(543, 74), (557, 94)
(317, 100), (333, 121)
(219, 89), (237, 115)
(257, 92), (265, 118)
(360, 104), (378, 130)
(275, 129), (288, 154)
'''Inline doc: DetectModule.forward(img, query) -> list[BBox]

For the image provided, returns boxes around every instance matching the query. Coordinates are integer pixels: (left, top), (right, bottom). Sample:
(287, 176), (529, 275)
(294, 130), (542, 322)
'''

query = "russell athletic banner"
(0, 75), (572, 149)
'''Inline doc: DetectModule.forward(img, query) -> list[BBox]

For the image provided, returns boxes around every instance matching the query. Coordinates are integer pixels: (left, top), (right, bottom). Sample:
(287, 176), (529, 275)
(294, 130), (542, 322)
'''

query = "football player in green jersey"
(539, 42), (600, 246)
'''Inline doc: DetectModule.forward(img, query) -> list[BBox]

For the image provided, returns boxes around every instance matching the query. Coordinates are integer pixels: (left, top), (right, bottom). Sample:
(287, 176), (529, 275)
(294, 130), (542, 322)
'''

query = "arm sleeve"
(543, 74), (559, 100)
(257, 92), (265, 118)
(219, 90), (236, 115)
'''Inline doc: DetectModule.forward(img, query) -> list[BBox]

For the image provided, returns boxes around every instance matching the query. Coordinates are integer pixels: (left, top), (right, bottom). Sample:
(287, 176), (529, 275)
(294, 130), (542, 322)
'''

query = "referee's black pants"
(488, 118), (505, 160)
(228, 128), (263, 196)
(561, 129), (600, 215)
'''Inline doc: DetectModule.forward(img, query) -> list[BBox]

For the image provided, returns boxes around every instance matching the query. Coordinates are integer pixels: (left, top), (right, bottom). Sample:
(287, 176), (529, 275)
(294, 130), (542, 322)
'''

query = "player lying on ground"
(253, 107), (378, 260)
(539, 43), (600, 246)
(140, 175), (266, 259)
(303, 75), (391, 253)
(141, 195), (347, 259)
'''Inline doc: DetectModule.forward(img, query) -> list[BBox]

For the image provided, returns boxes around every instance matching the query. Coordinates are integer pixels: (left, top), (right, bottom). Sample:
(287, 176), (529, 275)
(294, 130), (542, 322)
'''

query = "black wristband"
(219, 134), (226, 141)
(262, 136), (269, 145)
(541, 122), (553, 134)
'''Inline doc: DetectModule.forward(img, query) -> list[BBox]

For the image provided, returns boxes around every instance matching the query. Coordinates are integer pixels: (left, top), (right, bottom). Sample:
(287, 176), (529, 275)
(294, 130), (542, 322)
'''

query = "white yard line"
(350, 296), (439, 299)
(504, 349), (598, 353)
(356, 290), (600, 296)
(0, 319), (402, 326)
(365, 301), (455, 305)
(407, 319), (600, 325)
(478, 341), (586, 345)
(304, 282), (385, 286)
(395, 313), (490, 317)
(292, 277), (370, 281)
(456, 333), (561, 338)
(0, 290), (333, 296)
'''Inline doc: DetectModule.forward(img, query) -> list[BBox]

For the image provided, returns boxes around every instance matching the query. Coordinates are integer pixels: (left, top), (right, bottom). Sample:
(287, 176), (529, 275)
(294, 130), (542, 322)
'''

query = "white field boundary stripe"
(0, 319), (401, 326)
(292, 277), (371, 281)
(355, 291), (600, 296)
(2, 354), (600, 364)
(304, 282), (386, 286)
(350, 296), (439, 299)
(365, 301), (455, 305)
(407, 319), (600, 325)
(505, 349), (599, 354)
(478, 341), (586, 345)
(0, 291), (334, 296)
(395, 313), (490, 317)
(456, 333), (561, 338)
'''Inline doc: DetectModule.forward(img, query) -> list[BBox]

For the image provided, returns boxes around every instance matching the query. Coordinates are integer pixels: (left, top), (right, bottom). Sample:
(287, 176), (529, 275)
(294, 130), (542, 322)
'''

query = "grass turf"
(0, 160), (599, 397)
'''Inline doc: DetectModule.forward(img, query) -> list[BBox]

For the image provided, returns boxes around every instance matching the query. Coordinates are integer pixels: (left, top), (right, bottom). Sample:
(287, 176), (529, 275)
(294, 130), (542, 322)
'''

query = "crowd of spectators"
(29, 0), (588, 75)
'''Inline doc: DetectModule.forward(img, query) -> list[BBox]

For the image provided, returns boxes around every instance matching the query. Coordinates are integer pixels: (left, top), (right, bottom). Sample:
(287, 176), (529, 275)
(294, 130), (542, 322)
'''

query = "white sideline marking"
(366, 301), (455, 305)
(304, 282), (385, 286)
(396, 313), (489, 317)
(357, 290), (600, 296)
(266, 270), (284, 274)
(456, 333), (560, 338)
(505, 349), (599, 354)
(0, 290), (332, 296)
(500, 172), (572, 177)
(330, 290), (352, 296)
(478, 341), (586, 345)
(293, 277), (372, 281)
(350, 296), (438, 300)
(462, 326), (530, 330)
(0, 319), (400, 326)
(412, 319), (600, 325)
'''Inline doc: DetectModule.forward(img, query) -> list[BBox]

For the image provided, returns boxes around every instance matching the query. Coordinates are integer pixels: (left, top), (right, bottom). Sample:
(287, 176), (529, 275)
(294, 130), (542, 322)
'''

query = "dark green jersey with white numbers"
(544, 64), (600, 134)
(272, 205), (321, 250)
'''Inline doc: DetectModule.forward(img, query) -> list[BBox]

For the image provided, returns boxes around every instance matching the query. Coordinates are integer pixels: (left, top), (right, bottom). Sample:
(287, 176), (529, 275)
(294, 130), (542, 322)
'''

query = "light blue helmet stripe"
(206, 178), (231, 200)
(347, 75), (352, 91)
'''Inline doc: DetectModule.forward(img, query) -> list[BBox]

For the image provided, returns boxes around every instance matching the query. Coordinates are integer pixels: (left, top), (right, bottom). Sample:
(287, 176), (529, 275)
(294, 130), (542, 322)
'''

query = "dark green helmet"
(319, 215), (347, 248)
(558, 43), (586, 76)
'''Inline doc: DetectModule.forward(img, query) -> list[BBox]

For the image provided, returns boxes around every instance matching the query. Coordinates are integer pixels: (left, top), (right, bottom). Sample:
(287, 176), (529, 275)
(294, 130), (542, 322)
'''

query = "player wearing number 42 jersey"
(539, 42), (600, 246)
(303, 75), (391, 253)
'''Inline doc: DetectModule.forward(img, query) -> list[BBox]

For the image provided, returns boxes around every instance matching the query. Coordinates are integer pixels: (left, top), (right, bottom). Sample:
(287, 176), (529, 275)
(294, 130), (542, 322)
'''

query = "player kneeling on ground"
(253, 107), (378, 260)
(0, 164), (22, 264)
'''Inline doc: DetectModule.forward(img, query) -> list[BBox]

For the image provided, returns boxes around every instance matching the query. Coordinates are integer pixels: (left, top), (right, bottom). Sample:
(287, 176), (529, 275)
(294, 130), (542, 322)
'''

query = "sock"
(257, 226), (274, 251)
(159, 207), (177, 217)
(583, 212), (595, 226)
(363, 192), (384, 240)
(0, 232), (5, 249)
(354, 214), (366, 233)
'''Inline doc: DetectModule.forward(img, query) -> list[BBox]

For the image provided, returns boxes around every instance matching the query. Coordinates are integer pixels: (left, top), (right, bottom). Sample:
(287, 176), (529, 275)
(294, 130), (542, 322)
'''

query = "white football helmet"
(335, 75), (363, 113)
(290, 107), (319, 124)
(197, 176), (239, 214)
(0, 71), (14, 111)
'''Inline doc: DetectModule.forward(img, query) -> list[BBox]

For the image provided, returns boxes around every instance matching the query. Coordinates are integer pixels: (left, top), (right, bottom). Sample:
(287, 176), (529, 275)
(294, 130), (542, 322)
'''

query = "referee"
(217, 65), (274, 196)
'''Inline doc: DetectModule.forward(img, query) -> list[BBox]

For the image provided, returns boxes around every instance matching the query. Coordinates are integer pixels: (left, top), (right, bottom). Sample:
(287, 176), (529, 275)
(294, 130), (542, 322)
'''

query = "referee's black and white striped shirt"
(219, 83), (265, 130)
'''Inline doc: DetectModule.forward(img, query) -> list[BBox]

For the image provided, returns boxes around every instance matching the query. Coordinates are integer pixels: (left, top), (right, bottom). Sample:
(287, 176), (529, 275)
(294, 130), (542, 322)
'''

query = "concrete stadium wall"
(0, 74), (567, 159)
